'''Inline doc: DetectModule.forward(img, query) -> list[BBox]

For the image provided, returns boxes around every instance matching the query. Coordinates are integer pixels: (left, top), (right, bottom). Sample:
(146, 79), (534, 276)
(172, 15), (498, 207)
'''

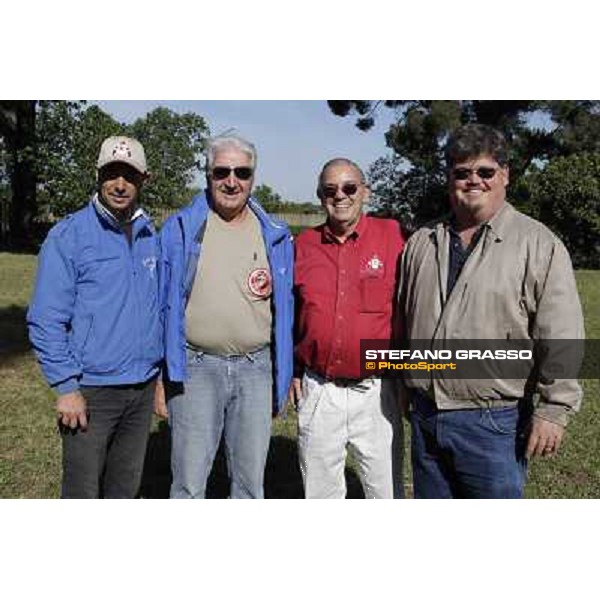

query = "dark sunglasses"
(452, 167), (498, 180)
(321, 182), (360, 199)
(211, 166), (254, 181)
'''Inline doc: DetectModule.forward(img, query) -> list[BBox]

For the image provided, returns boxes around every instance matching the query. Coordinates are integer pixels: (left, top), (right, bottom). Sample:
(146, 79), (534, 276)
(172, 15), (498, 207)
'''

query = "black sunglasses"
(321, 182), (360, 199)
(452, 167), (498, 181)
(211, 166), (254, 181)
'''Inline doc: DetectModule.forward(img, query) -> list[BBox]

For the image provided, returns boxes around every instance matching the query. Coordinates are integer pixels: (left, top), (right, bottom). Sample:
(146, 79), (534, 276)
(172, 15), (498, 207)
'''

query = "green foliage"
(36, 101), (125, 218)
(545, 100), (600, 155)
(253, 183), (282, 212)
(0, 136), (8, 186)
(287, 201), (323, 215)
(332, 100), (600, 265)
(524, 152), (600, 268)
(1, 102), (210, 229)
(0, 101), (37, 245)
(129, 107), (209, 209)
(367, 154), (447, 232)
(253, 183), (322, 214)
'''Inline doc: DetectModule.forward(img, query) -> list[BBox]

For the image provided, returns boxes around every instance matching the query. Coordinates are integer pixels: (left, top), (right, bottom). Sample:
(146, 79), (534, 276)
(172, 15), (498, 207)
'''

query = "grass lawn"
(0, 252), (598, 498)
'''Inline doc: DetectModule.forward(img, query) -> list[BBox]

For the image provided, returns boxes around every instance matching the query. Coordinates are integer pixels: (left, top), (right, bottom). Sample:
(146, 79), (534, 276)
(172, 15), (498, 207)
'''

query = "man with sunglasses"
(157, 133), (293, 499)
(291, 158), (405, 499)
(27, 136), (162, 498)
(397, 124), (584, 498)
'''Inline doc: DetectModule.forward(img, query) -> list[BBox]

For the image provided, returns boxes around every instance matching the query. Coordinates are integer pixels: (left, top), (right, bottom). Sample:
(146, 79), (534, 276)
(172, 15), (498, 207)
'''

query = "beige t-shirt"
(185, 208), (273, 355)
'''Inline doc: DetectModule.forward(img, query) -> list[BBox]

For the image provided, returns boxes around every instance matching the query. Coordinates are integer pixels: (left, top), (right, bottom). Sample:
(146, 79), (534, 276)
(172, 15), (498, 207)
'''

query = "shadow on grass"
(0, 305), (32, 366)
(139, 421), (365, 499)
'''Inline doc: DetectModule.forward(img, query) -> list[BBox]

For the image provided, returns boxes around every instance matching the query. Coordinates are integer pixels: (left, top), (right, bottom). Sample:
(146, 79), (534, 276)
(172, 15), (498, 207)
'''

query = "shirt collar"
(321, 213), (367, 244)
(93, 193), (145, 228)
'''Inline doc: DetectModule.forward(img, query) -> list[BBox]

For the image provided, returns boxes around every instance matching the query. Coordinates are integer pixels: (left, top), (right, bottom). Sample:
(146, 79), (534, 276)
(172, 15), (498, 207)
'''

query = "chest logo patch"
(360, 254), (386, 279)
(248, 268), (272, 298)
(367, 255), (383, 272)
(142, 256), (157, 277)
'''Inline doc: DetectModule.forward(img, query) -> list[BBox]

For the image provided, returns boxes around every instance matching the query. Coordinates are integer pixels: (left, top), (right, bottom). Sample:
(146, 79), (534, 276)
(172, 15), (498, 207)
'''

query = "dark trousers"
(61, 379), (156, 499)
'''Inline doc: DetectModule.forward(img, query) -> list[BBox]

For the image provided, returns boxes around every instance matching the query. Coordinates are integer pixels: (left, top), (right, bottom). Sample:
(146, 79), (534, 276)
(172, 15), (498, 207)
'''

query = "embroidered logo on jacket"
(143, 256), (157, 277)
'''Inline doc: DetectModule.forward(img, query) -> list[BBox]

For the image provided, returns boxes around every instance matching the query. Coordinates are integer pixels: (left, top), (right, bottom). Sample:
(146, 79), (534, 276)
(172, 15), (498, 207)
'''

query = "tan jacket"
(398, 201), (584, 426)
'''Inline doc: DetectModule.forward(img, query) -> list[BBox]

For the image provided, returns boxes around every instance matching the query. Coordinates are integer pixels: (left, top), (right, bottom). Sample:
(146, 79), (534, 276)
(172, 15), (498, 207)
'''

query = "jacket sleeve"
(157, 221), (173, 381)
(530, 238), (585, 426)
(391, 219), (406, 341)
(275, 229), (295, 414)
(284, 231), (295, 348)
(27, 225), (81, 394)
(396, 232), (417, 339)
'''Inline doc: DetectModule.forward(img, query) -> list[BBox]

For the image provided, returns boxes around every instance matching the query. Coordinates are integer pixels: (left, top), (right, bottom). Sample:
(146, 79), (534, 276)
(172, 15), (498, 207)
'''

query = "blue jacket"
(159, 193), (294, 415)
(27, 197), (162, 394)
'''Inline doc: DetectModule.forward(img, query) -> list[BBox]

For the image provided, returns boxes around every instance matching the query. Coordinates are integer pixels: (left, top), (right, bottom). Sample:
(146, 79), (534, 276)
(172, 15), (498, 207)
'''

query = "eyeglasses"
(452, 167), (498, 181)
(321, 182), (361, 199)
(211, 166), (254, 181)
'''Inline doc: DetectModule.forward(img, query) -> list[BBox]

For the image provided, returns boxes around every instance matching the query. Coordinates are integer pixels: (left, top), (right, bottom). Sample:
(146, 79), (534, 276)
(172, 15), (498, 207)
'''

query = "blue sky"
(95, 101), (398, 203)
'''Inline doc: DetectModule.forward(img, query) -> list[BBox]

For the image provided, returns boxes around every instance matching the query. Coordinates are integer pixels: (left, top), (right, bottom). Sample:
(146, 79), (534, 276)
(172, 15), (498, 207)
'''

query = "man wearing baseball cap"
(28, 136), (163, 498)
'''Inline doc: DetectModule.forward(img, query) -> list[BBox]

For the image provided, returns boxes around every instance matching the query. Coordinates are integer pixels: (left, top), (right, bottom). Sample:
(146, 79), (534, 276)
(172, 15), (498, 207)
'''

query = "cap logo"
(111, 140), (132, 159)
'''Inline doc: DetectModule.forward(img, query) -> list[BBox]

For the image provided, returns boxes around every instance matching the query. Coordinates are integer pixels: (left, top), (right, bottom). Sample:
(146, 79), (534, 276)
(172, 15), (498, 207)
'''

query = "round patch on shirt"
(248, 268), (272, 298)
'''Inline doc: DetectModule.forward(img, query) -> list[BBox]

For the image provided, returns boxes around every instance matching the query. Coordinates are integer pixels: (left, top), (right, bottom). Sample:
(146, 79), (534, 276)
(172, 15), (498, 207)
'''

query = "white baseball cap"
(97, 136), (148, 174)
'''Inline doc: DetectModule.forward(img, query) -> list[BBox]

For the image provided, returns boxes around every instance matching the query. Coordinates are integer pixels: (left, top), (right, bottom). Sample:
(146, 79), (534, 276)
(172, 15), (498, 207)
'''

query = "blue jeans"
(410, 392), (529, 499)
(169, 346), (273, 499)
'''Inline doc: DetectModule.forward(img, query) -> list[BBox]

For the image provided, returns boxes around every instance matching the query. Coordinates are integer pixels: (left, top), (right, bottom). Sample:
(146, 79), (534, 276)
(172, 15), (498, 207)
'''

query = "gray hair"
(206, 133), (257, 171)
(317, 158), (366, 191)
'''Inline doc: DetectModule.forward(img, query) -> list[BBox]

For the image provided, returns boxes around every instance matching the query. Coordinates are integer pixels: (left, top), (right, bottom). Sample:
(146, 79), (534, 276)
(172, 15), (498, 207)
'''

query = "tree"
(524, 152), (600, 268)
(329, 100), (558, 184)
(367, 154), (447, 232)
(1, 102), (211, 246)
(0, 100), (125, 244)
(36, 101), (124, 219)
(0, 101), (37, 247)
(545, 101), (600, 156)
(329, 100), (600, 265)
(129, 107), (209, 208)
(253, 183), (282, 212)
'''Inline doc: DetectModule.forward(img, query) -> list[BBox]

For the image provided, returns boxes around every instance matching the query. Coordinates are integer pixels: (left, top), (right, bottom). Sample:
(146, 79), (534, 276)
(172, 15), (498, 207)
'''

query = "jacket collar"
(431, 200), (514, 243)
(180, 191), (289, 248)
(484, 201), (514, 242)
(91, 193), (148, 232)
(320, 213), (367, 244)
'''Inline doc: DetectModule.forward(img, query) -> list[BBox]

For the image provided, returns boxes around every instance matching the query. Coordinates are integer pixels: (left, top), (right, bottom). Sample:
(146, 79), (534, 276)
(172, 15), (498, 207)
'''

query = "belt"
(186, 342), (269, 360)
(328, 377), (369, 387)
(307, 369), (376, 390)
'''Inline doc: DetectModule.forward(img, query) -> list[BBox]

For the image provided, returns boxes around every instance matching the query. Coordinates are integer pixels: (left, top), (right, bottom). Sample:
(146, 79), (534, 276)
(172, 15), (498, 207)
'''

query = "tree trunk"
(0, 101), (37, 249)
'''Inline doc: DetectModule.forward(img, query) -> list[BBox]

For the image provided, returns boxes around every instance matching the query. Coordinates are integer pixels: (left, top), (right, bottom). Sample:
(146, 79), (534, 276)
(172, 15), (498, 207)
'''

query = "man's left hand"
(154, 379), (168, 419)
(526, 416), (564, 459)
